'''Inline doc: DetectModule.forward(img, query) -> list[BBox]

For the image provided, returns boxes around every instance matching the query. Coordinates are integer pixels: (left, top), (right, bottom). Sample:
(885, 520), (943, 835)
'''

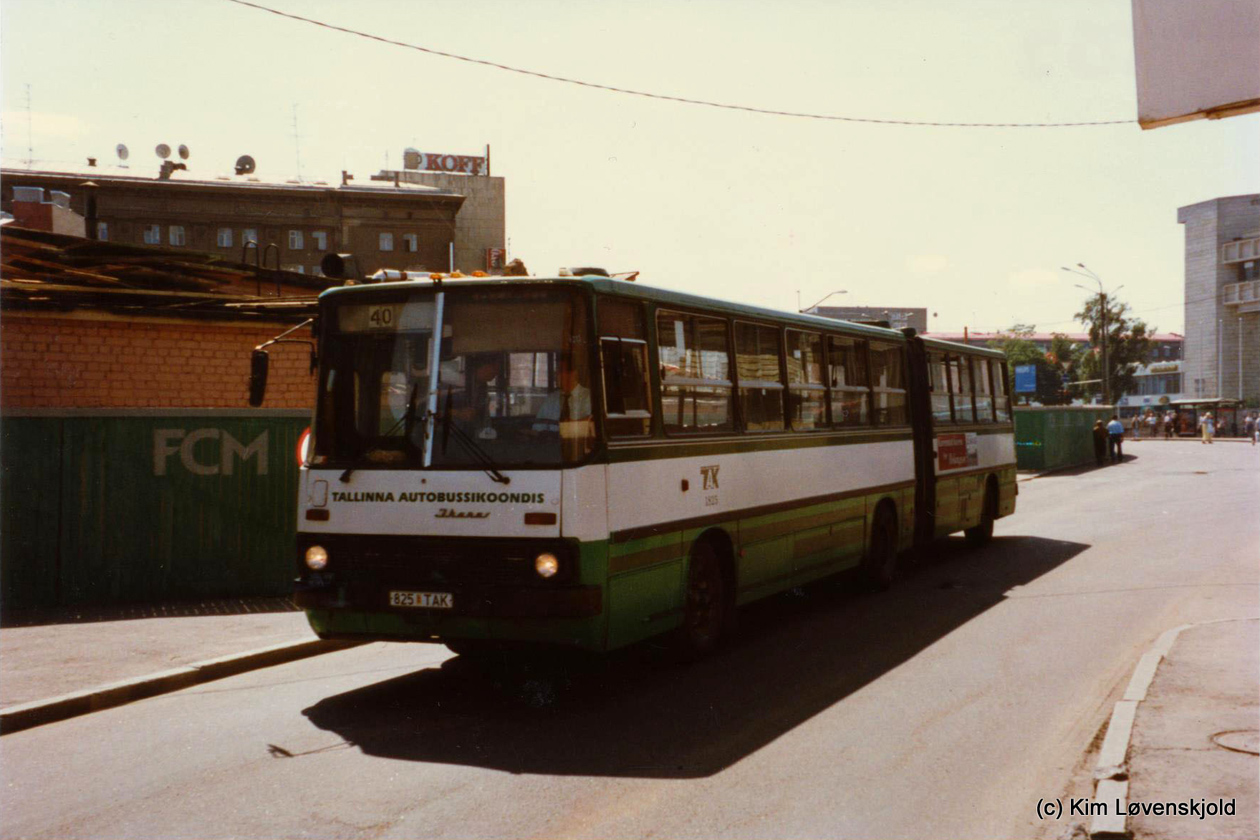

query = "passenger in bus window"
(533, 363), (592, 432)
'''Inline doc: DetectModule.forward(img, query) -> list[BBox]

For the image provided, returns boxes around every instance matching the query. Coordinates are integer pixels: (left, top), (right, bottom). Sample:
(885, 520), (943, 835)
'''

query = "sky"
(2, 0), (1257, 335)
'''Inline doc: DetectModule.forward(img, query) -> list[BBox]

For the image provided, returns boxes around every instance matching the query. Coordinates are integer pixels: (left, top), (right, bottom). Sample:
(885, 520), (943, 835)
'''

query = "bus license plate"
(389, 590), (453, 609)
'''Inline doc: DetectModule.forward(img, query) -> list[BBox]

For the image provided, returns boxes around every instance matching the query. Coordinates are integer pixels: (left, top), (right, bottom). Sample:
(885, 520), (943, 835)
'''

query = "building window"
(143, 224), (161, 245)
(169, 226), (186, 247)
(243, 229), (258, 246)
(96, 222), (108, 241)
(288, 230), (304, 250)
(312, 230), (327, 251)
(379, 232), (394, 252)
(217, 228), (233, 248)
(403, 233), (419, 252)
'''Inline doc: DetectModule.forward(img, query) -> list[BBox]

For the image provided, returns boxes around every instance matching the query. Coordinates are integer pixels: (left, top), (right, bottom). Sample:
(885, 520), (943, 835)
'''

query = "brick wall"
(1, 313), (315, 409)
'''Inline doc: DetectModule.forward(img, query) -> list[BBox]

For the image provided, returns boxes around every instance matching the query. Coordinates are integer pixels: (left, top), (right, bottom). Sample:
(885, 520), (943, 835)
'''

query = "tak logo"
(700, 465), (720, 490)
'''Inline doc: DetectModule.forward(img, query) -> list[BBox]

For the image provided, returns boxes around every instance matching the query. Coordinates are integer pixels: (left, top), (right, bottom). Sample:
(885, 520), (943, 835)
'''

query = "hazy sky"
(2, 0), (1257, 334)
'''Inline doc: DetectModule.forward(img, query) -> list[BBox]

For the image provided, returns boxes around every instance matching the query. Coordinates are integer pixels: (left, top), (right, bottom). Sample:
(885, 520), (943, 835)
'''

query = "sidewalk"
(0, 598), (357, 733)
(1090, 618), (1259, 839)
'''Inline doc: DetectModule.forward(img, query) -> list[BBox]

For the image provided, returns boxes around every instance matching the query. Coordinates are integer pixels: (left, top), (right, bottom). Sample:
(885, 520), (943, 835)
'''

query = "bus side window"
(658, 310), (734, 434)
(973, 356), (994, 421)
(992, 359), (1011, 422)
(951, 354), (975, 423)
(929, 351), (952, 423)
(870, 341), (908, 426)
(599, 299), (652, 437)
(735, 322), (785, 432)
(828, 335), (870, 427)
(786, 329), (826, 430)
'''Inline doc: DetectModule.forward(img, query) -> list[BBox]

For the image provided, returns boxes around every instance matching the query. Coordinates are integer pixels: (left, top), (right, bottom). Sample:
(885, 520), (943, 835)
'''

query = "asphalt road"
(2, 441), (1256, 839)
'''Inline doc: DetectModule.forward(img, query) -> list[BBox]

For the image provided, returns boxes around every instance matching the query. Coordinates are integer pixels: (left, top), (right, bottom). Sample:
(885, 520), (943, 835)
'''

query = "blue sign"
(1014, 364), (1037, 393)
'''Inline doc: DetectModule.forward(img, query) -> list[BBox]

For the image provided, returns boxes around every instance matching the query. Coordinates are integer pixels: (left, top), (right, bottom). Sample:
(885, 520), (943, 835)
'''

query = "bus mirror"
(248, 349), (270, 407)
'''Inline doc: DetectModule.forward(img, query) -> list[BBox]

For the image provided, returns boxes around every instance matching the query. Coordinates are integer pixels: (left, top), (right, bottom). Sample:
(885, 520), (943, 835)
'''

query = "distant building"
(922, 330), (1184, 365)
(811, 306), (927, 332)
(1177, 194), (1260, 404)
(1, 152), (506, 277)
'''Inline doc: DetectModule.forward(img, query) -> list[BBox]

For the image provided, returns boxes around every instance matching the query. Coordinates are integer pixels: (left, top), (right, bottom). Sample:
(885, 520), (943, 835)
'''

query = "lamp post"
(1061, 263), (1122, 406)
(800, 290), (848, 313)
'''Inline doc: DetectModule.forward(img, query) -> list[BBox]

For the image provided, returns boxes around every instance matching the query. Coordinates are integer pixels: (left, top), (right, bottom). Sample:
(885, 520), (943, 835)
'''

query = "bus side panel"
(934, 475), (961, 538)
(789, 497), (866, 588)
(997, 463), (1017, 518)
(606, 531), (685, 649)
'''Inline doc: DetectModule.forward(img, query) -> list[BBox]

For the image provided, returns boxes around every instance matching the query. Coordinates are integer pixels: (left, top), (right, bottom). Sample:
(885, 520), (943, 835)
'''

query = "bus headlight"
(534, 552), (559, 579)
(305, 545), (329, 570)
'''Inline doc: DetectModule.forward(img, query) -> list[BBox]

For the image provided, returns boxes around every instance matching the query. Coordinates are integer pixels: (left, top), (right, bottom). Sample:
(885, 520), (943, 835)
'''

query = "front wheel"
(673, 541), (728, 660)
(965, 484), (996, 547)
(862, 507), (899, 591)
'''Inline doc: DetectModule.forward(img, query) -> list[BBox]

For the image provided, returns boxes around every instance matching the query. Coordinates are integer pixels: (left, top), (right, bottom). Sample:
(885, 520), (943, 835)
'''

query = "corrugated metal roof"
(0, 226), (321, 320)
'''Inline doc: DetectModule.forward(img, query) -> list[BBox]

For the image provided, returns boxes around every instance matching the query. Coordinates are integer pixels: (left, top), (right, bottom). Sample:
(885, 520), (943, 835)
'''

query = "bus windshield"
(314, 286), (593, 468)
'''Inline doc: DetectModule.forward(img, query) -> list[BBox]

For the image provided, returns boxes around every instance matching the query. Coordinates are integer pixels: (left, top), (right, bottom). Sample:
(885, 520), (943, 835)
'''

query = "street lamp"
(800, 290), (848, 313)
(1061, 263), (1122, 406)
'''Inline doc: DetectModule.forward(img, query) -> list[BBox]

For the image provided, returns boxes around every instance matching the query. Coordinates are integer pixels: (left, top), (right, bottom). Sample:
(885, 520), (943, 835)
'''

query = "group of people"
(1125, 410), (1180, 440)
(1093, 416), (1128, 465)
(1095, 410), (1259, 463)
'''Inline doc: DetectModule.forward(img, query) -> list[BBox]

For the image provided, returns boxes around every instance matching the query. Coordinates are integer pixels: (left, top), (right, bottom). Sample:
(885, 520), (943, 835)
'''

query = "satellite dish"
(156, 143), (171, 159)
(234, 154), (256, 175)
(116, 144), (130, 161)
(178, 144), (190, 160)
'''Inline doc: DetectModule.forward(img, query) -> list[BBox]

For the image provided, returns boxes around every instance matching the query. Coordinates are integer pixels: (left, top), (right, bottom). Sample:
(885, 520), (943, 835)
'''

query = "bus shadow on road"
(301, 534), (1087, 778)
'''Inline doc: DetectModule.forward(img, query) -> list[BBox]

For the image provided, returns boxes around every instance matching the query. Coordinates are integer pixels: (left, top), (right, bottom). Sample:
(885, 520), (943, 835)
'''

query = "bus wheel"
(965, 483), (996, 547)
(863, 507), (898, 591)
(674, 541), (728, 660)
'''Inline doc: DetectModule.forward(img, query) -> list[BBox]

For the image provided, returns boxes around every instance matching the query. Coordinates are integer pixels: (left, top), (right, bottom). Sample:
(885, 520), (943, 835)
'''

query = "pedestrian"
(1128, 414), (1140, 441)
(1107, 414), (1125, 463)
(1199, 412), (1214, 445)
(1092, 419), (1108, 466)
(1164, 410), (1176, 439)
(1146, 412), (1157, 440)
(1246, 413), (1256, 446)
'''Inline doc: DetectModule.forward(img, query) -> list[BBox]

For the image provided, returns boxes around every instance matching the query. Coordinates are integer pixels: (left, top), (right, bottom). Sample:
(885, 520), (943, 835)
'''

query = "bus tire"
(863, 505), (899, 591)
(673, 540), (728, 661)
(965, 480), (997, 547)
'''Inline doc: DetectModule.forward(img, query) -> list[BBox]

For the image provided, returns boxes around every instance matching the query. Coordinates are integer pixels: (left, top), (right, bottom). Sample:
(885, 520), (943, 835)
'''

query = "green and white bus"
(269, 273), (1016, 657)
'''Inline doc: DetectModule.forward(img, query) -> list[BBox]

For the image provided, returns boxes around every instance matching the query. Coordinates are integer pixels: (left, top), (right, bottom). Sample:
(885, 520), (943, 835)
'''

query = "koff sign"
(403, 147), (488, 176)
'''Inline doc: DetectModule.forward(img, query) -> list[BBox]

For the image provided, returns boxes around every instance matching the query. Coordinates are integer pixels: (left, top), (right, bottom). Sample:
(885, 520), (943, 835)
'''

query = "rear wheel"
(965, 483), (996, 547)
(862, 507), (899, 591)
(673, 541), (728, 660)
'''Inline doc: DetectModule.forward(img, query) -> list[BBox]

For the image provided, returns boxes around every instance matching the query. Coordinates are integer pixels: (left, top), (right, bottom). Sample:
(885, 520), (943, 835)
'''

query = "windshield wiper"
(340, 383), (420, 483)
(430, 386), (510, 485)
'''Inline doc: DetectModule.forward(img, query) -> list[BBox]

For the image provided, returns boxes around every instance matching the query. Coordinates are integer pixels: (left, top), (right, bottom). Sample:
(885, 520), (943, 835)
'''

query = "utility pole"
(1062, 263), (1122, 406)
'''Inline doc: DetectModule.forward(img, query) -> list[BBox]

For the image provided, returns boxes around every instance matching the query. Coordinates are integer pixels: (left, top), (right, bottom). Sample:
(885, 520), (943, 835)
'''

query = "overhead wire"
(225, 0), (1134, 129)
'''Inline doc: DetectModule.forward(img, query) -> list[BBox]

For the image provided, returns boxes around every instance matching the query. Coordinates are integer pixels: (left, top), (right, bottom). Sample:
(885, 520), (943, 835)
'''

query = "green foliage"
(986, 325), (1075, 405)
(1074, 295), (1154, 402)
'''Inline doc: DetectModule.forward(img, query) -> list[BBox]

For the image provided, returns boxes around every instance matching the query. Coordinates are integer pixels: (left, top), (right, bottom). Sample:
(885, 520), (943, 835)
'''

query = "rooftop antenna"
(24, 84), (33, 169)
(116, 143), (130, 168)
(291, 103), (303, 182)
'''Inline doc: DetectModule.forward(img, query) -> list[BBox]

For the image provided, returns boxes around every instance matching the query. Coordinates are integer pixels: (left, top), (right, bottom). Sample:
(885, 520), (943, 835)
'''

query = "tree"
(1074, 295), (1154, 403)
(987, 325), (1073, 405)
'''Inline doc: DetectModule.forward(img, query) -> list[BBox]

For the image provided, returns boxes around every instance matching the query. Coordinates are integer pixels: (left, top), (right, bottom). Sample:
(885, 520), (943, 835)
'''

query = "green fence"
(1013, 406), (1114, 472)
(1, 410), (308, 611)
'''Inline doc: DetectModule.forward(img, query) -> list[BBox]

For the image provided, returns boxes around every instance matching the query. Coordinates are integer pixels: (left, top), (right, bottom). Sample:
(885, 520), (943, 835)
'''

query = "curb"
(1086, 617), (1257, 839)
(0, 638), (365, 736)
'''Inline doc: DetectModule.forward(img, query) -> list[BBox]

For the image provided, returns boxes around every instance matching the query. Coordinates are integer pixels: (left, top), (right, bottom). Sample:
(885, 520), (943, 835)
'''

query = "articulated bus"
(260, 273), (1016, 658)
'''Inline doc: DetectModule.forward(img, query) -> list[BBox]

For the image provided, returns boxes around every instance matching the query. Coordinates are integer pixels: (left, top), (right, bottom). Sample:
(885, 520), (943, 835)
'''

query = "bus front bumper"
(294, 580), (603, 620)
